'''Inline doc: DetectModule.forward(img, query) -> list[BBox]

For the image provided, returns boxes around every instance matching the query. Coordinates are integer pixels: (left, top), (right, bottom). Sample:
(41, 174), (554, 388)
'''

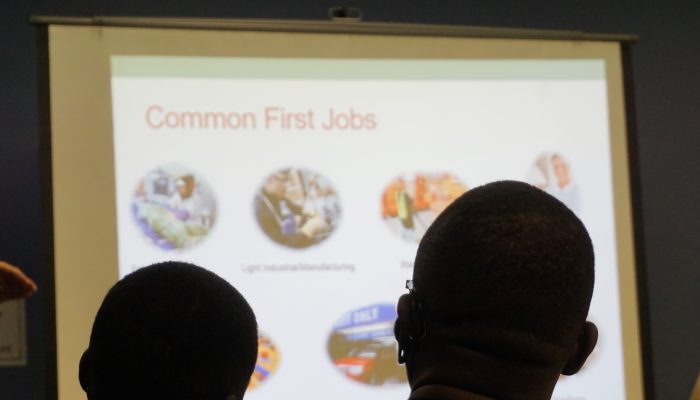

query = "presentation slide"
(111, 56), (625, 399)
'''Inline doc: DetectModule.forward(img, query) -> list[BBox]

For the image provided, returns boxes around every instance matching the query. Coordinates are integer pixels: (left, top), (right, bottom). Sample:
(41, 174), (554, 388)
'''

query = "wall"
(1, 1), (698, 399)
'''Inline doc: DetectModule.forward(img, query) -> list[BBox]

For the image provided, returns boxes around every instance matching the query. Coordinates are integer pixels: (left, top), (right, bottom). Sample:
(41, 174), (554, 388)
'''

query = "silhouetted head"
(395, 181), (597, 399)
(79, 261), (258, 400)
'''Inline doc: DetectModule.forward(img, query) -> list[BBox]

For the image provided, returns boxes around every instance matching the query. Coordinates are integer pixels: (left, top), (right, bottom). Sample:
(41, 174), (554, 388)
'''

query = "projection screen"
(42, 18), (645, 400)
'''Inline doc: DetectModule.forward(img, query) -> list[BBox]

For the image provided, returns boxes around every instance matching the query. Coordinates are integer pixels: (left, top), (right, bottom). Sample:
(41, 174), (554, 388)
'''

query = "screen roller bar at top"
(29, 15), (638, 43)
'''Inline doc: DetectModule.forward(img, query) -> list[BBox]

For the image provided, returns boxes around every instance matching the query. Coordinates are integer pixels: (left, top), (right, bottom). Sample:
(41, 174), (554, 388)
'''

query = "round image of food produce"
(381, 173), (468, 244)
(327, 303), (407, 386)
(248, 332), (281, 390)
(526, 152), (580, 212)
(254, 167), (341, 249)
(131, 164), (216, 250)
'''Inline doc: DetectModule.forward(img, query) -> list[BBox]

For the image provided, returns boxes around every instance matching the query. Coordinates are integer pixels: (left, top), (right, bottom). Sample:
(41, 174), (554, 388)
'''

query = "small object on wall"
(0, 299), (27, 367)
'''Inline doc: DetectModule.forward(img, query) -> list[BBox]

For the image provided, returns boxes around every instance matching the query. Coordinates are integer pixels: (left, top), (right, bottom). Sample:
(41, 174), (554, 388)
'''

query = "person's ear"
(394, 294), (411, 364)
(79, 349), (91, 392)
(562, 321), (598, 376)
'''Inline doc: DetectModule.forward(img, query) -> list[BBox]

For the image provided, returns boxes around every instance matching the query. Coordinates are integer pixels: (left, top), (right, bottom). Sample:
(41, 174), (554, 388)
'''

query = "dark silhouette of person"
(79, 261), (258, 400)
(395, 181), (598, 400)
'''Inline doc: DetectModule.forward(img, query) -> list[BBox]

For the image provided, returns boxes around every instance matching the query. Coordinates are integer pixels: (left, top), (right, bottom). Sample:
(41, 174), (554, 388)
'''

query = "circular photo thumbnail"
(526, 152), (580, 212)
(248, 332), (281, 391)
(131, 164), (216, 250)
(381, 173), (468, 244)
(254, 167), (341, 249)
(327, 303), (407, 386)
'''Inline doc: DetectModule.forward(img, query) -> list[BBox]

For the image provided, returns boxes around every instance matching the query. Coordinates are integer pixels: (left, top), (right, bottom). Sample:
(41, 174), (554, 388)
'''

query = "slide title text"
(145, 105), (377, 131)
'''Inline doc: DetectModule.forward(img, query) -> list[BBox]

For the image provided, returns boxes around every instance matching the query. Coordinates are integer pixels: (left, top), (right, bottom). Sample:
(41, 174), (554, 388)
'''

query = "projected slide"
(111, 57), (625, 399)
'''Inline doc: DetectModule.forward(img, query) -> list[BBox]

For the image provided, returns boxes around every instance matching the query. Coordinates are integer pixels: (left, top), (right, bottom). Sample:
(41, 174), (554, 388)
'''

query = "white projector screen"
(47, 21), (644, 400)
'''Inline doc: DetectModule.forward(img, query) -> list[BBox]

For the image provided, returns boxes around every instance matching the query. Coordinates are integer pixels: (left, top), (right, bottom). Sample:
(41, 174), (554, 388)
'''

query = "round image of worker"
(526, 152), (580, 212)
(327, 303), (407, 386)
(131, 164), (216, 250)
(254, 167), (341, 249)
(381, 172), (468, 244)
(248, 332), (281, 390)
